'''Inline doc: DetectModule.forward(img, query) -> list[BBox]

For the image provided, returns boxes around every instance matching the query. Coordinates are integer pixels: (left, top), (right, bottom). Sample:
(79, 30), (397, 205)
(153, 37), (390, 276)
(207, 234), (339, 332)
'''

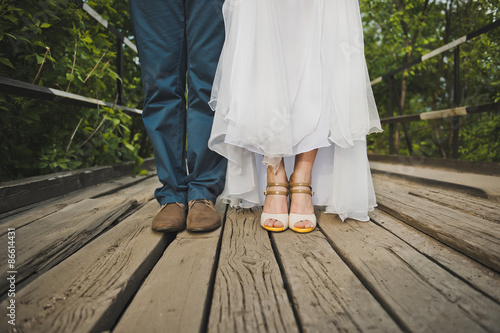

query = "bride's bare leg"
(263, 159), (288, 228)
(290, 149), (317, 229)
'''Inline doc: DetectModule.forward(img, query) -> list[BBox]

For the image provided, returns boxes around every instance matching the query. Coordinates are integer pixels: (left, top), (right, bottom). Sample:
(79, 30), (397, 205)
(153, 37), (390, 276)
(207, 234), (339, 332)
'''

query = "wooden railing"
(371, 20), (500, 158)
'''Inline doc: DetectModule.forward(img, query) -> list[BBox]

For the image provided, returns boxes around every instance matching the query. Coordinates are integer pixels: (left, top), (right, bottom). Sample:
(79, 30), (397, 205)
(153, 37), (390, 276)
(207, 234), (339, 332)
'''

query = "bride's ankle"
(289, 172), (311, 184)
(289, 176), (314, 214)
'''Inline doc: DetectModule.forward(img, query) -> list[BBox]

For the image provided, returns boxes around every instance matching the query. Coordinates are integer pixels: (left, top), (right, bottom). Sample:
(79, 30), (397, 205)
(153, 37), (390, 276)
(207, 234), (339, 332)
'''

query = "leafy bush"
(360, 0), (499, 161)
(0, 0), (151, 181)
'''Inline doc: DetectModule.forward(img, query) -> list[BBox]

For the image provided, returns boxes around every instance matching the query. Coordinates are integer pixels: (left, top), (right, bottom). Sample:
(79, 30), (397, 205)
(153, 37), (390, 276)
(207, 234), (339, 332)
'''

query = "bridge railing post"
(390, 75), (413, 156)
(452, 46), (461, 159)
(388, 76), (396, 154)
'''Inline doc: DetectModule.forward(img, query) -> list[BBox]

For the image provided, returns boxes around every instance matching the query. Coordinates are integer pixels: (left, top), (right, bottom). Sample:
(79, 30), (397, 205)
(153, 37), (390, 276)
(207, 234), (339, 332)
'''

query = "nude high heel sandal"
(289, 182), (316, 233)
(260, 182), (289, 232)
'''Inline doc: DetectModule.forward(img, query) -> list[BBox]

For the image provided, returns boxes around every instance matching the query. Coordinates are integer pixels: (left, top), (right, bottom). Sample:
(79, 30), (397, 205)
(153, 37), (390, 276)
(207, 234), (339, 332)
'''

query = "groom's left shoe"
(186, 199), (221, 232)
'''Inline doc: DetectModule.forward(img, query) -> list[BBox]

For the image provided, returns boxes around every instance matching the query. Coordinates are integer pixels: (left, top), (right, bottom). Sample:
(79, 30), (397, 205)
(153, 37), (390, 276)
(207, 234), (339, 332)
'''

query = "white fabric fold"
(208, 0), (381, 221)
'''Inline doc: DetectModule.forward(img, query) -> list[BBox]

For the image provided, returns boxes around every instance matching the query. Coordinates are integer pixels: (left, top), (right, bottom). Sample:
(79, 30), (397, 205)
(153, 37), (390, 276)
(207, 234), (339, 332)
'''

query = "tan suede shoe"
(186, 199), (221, 232)
(152, 202), (187, 232)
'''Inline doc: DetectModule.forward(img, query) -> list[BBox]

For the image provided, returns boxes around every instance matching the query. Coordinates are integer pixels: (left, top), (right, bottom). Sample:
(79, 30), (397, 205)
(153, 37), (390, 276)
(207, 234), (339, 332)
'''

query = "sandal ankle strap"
(264, 190), (289, 196)
(290, 188), (314, 196)
(289, 182), (312, 189)
(289, 183), (314, 196)
(264, 182), (289, 196)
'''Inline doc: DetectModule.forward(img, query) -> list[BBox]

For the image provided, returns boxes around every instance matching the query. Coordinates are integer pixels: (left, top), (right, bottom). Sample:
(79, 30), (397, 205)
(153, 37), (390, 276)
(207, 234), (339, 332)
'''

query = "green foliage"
(360, 0), (500, 162)
(1, 0), (498, 182)
(459, 113), (500, 161)
(0, 0), (151, 181)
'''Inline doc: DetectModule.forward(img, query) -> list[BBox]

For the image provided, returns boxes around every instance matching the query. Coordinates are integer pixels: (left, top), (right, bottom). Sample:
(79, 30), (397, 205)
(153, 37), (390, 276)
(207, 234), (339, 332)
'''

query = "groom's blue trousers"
(129, 0), (226, 205)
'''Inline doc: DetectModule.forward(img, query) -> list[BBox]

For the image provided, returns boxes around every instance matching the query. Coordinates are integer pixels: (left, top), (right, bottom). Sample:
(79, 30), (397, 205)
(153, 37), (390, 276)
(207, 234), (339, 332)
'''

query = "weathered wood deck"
(1, 159), (499, 333)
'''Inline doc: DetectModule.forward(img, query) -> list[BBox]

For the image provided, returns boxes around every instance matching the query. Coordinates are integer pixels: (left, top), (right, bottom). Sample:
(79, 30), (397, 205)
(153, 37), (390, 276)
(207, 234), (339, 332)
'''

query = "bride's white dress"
(208, 0), (382, 221)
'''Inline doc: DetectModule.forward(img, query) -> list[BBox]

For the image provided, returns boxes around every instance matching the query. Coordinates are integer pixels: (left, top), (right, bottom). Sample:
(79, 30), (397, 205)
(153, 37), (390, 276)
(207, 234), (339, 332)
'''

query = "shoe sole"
(262, 226), (286, 232)
(292, 227), (315, 233)
(186, 224), (221, 233)
(152, 226), (186, 233)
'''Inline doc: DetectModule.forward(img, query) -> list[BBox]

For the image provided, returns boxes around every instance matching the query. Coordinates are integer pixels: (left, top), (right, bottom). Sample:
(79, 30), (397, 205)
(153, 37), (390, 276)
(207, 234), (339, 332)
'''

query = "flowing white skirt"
(208, 0), (382, 221)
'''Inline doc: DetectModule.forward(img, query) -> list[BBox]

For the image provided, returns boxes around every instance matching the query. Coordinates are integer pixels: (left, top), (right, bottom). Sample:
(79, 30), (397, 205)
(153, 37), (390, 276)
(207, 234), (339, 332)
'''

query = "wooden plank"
(0, 169), (84, 214)
(0, 165), (120, 214)
(374, 180), (500, 272)
(369, 154), (500, 177)
(421, 36), (467, 61)
(407, 187), (499, 222)
(0, 175), (156, 235)
(0, 200), (172, 333)
(0, 196), (135, 295)
(380, 103), (500, 125)
(114, 201), (227, 333)
(0, 162), (151, 215)
(373, 174), (499, 222)
(371, 76), (383, 85)
(370, 209), (500, 303)
(320, 213), (500, 332)
(420, 106), (467, 120)
(0, 177), (158, 293)
(104, 175), (158, 205)
(370, 166), (492, 199)
(271, 221), (400, 332)
(208, 208), (299, 333)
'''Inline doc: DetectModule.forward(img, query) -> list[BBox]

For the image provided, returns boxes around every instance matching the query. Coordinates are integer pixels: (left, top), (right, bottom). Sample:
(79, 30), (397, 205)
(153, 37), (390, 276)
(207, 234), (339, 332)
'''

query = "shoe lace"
(189, 199), (213, 209)
(159, 202), (185, 212)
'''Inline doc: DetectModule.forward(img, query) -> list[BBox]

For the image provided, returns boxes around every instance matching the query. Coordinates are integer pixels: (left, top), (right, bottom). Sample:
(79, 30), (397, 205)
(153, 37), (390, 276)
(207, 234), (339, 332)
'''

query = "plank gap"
(268, 229), (305, 333)
(373, 173), (499, 223)
(0, 201), (173, 332)
(90, 174), (155, 199)
(207, 208), (299, 332)
(104, 198), (156, 233)
(0, 198), (136, 295)
(199, 203), (229, 333)
(371, 170), (489, 199)
(320, 214), (500, 331)
(370, 211), (500, 306)
(318, 218), (411, 332)
(0, 174), (157, 236)
(113, 200), (226, 333)
(375, 194), (500, 273)
(106, 232), (177, 332)
(408, 191), (500, 223)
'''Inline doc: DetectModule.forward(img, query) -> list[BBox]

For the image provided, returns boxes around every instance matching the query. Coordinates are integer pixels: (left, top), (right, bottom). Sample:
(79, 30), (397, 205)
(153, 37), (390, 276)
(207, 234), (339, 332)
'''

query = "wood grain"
(0, 161), (147, 214)
(0, 165), (120, 214)
(0, 170), (82, 214)
(271, 222), (400, 332)
(114, 201), (227, 333)
(370, 209), (500, 303)
(407, 187), (500, 223)
(320, 212), (500, 333)
(208, 208), (299, 333)
(0, 196), (134, 294)
(0, 200), (171, 333)
(0, 175), (156, 235)
(374, 180), (500, 272)
(373, 173), (499, 223)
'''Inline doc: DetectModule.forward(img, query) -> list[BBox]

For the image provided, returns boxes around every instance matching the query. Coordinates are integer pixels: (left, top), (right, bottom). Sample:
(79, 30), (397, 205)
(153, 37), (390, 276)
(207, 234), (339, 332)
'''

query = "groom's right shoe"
(152, 202), (187, 232)
(186, 199), (221, 232)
